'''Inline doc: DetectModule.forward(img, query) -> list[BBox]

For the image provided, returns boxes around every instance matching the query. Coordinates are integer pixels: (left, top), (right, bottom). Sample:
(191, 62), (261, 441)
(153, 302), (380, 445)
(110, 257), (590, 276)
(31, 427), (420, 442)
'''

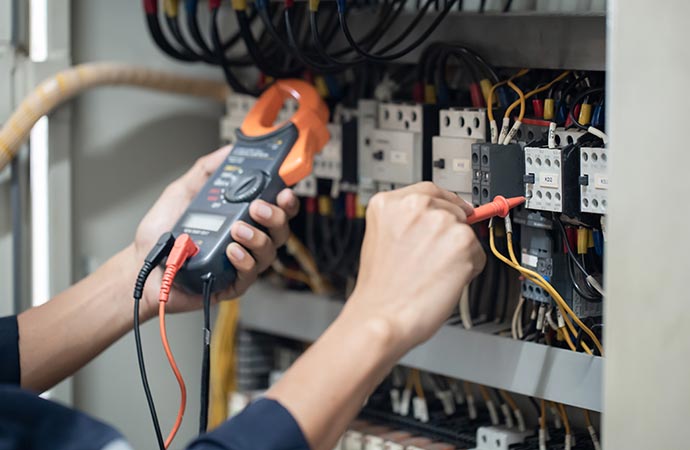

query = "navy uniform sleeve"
(0, 316), (20, 385)
(188, 398), (310, 450)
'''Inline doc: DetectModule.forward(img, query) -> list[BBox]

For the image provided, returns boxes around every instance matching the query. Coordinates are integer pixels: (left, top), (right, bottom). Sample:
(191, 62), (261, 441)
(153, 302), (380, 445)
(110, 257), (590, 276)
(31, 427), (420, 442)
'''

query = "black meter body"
(171, 125), (298, 294)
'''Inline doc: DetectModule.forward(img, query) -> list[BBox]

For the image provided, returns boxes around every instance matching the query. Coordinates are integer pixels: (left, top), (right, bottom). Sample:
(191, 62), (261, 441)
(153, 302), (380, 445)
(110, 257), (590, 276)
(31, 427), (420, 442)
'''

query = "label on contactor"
(594, 175), (609, 190)
(539, 173), (559, 188)
(452, 159), (471, 172)
(390, 151), (407, 164)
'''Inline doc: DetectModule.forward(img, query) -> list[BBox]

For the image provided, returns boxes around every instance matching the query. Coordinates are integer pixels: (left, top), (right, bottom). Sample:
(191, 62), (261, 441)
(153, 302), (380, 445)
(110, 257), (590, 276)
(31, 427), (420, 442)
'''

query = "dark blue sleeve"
(188, 398), (310, 450)
(0, 316), (20, 385)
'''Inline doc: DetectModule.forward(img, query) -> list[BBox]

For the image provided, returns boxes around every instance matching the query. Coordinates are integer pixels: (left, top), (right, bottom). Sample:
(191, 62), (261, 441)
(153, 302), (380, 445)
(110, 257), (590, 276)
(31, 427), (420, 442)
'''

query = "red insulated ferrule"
(470, 83), (485, 108)
(209, 0), (222, 9)
(345, 193), (356, 219)
(566, 104), (581, 128)
(144, 0), (157, 14)
(532, 99), (544, 118)
(412, 82), (424, 103)
(305, 197), (317, 214)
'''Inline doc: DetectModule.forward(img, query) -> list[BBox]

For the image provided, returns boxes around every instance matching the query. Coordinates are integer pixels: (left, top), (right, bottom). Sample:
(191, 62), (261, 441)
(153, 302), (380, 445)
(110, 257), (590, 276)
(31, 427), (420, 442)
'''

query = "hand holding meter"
(171, 80), (330, 294)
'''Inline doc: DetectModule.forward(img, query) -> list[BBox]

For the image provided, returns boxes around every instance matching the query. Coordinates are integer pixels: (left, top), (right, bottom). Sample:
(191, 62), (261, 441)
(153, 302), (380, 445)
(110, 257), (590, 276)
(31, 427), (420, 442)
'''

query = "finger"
(178, 146), (232, 197)
(428, 197), (469, 223)
(249, 200), (290, 247)
(276, 189), (300, 219)
(226, 242), (258, 287)
(230, 221), (276, 272)
(397, 182), (470, 212)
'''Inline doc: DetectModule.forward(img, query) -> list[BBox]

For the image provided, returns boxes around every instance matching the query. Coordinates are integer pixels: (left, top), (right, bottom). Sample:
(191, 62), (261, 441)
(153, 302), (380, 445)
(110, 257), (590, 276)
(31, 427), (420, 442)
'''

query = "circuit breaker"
(370, 128), (423, 185)
(432, 108), (486, 201)
(357, 99), (379, 203)
(471, 143), (523, 206)
(313, 124), (342, 181)
(579, 147), (608, 214)
(370, 102), (438, 187)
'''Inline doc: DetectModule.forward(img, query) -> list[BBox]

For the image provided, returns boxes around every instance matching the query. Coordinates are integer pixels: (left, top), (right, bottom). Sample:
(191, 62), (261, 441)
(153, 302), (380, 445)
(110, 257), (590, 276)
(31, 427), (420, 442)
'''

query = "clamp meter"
(171, 80), (330, 294)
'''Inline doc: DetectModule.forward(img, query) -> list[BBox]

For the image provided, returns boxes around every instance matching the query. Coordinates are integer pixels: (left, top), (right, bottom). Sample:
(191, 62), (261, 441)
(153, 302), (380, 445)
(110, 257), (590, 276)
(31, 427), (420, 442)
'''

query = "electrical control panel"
(580, 147), (608, 214)
(432, 108), (486, 201)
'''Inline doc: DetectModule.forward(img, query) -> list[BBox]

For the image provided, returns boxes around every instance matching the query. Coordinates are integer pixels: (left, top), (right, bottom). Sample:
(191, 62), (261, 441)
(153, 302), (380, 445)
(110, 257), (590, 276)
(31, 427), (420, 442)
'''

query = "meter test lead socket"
(171, 80), (330, 294)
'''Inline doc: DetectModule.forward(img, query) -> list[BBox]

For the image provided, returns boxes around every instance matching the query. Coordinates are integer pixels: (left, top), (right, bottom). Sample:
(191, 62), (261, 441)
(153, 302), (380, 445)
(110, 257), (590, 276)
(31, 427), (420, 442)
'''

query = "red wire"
(159, 301), (187, 449)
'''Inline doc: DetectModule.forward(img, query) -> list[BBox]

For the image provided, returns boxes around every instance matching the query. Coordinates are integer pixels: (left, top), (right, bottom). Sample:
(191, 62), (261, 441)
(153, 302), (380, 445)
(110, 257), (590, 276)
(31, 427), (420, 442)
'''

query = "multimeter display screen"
(182, 213), (226, 232)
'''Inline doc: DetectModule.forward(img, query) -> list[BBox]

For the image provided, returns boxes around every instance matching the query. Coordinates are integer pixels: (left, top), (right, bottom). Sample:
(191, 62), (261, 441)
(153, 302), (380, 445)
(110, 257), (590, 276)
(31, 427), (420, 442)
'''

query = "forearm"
(266, 299), (403, 450)
(18, 245), (141, 392)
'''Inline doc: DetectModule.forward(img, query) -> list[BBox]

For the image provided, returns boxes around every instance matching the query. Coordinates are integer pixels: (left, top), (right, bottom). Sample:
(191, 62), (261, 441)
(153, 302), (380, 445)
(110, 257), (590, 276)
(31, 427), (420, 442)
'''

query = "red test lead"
(466, 196), (526, 225)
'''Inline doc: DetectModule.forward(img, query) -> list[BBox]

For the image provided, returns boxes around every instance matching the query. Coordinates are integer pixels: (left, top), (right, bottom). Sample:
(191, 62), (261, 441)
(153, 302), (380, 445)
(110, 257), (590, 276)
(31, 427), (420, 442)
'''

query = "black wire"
(568, 86), (605, 131)
(199, 274), (214, 434)
(236, 8), (303, 78)
(285, 7), (343, 73)
(554, 215), (602, 302)
(165, 15), (208, 62)
(479, 0), (487, 12)
(145, 13), (196, 62)
(503, 0), (513, 12)
(210, 8), (254, 94)
(338, 0), (459, 62)
(134, 277), (166, 450)
(329, 0), (402, 57)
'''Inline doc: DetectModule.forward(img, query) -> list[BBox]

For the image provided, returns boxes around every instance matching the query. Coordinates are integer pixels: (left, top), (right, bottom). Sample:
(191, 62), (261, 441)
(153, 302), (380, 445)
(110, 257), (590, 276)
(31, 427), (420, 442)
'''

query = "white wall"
(71, 2), (226, 448)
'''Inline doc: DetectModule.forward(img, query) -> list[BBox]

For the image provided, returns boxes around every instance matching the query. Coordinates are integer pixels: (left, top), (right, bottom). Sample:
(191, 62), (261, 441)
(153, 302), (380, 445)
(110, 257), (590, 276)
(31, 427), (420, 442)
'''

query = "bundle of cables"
(132, 233), (216, 449)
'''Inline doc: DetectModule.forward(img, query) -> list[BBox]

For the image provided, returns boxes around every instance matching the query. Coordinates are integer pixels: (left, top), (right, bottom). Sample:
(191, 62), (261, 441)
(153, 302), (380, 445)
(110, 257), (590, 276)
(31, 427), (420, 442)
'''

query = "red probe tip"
(466, 196), (526, 225)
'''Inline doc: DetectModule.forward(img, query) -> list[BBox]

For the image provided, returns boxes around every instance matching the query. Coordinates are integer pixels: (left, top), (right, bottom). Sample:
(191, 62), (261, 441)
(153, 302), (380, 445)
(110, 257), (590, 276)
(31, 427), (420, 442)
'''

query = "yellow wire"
(584, 409), (593, 428)
(492, 224), (603, 355)
(478, 385), (492, 404)
(487, 69), (529, 122)
(499, 389), (519, 410)
(504, 71), (570, 119)
(505, 229), (578, 352)
(502, 224), (600, 354)
(556, 403), (572, 436)
(406, 369), (425, 399)
(540, 399), (547, 430)
(505, 80), (526, 121)
(209, 299), (240, 428)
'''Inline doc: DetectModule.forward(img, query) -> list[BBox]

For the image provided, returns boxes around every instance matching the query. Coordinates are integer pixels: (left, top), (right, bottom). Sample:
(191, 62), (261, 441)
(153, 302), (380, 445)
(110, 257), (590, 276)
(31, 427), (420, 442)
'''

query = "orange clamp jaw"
(467, 196), (526, 225)
(240, 79), (330, 186)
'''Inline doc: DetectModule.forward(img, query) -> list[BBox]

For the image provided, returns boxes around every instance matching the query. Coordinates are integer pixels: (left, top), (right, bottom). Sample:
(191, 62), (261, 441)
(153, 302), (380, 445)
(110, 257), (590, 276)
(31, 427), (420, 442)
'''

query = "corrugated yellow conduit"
(0, 62), (231, 171)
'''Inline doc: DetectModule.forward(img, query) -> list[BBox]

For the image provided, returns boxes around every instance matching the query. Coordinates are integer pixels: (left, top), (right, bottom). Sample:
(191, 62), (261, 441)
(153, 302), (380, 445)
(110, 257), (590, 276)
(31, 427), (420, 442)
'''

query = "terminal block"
(471, 143), (524, 206)
(471, 426), (532, 450)
(432, 108), (486, 201)
(580, 147), (608, 214)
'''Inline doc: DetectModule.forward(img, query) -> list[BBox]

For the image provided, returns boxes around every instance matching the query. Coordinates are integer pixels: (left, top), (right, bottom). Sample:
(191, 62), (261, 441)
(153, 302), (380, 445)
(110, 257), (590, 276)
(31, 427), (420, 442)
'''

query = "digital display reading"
(182, 213), (226, 232)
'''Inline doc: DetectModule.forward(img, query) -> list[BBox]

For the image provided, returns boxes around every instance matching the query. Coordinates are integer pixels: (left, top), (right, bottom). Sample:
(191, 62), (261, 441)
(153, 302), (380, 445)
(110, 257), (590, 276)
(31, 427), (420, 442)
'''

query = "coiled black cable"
(337, 0), (459, 62)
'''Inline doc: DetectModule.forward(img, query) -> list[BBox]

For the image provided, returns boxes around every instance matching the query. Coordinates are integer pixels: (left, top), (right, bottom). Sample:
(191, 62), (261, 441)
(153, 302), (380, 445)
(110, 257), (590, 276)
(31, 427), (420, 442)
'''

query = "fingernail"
(229, 246), (245, 261)
(256, 203), (273, 219)
(236, 224), (254, 240)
